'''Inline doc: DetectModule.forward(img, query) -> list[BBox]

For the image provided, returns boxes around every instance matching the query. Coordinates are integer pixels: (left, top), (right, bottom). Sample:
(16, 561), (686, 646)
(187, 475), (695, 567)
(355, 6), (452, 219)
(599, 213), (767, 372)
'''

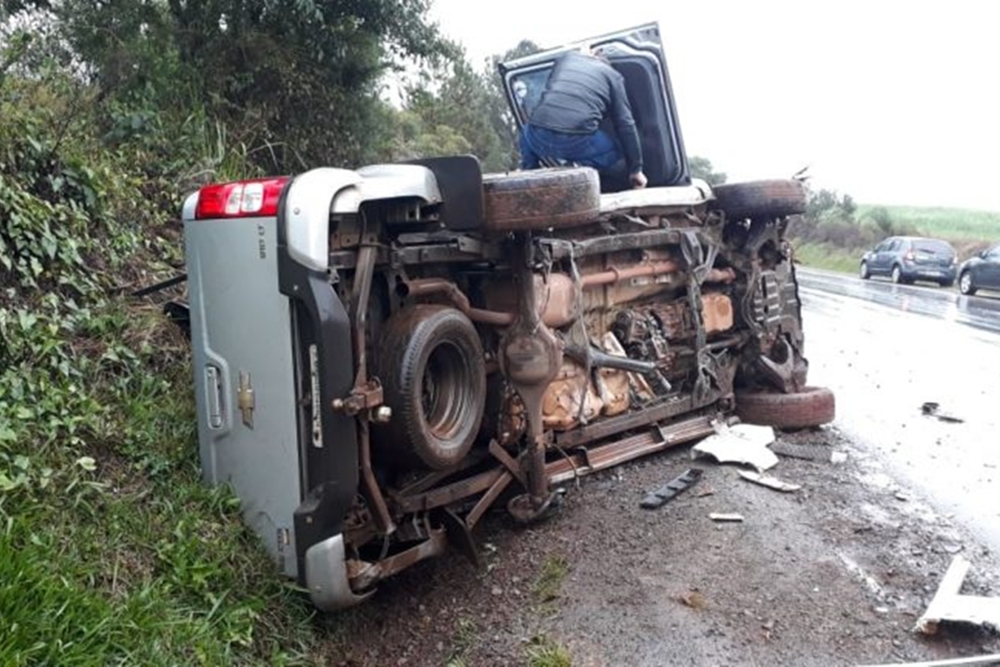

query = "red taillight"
(904, 251), (915, 262)
(195, 177), (290, 219)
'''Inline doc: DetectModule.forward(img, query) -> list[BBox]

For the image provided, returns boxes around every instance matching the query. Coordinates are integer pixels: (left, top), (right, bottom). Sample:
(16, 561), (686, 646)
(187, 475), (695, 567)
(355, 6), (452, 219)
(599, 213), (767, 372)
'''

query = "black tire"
(482, 167), (601, 231)
(891, 265), (903, 284)
(374, 305), (486, 470)
(859, 261), (870, 280)
(959, 271), (977, 295)
(711, 179), (807, 220)
(735, 386), (836, 430)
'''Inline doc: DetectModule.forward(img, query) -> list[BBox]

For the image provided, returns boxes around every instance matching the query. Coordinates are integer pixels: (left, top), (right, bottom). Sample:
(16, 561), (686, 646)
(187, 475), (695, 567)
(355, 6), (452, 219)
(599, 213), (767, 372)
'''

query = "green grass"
(525, 634), (573, 667)
(792, 242), (860, 274)
(858, 204), (1000, 241)
(534, 555), (569, 605)
(0, 307), (317, 665)
(444, 617), (478, 667)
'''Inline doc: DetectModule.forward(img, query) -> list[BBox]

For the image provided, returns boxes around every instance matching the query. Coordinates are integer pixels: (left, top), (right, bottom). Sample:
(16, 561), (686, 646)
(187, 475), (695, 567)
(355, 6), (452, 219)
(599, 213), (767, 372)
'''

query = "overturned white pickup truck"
(180, 23), (833, 610)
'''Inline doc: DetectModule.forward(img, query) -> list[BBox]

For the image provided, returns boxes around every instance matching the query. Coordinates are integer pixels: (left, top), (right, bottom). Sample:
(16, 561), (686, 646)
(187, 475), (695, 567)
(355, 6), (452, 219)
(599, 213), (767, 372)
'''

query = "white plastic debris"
(709, 513), (744, 523)
(691, 423), (778, 471)
(914, 555), (1000, 635)
(737, 470), (801, 493)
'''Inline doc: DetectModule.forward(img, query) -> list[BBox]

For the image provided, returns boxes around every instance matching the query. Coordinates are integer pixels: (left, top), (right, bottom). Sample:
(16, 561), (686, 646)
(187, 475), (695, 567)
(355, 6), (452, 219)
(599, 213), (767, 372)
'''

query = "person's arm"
(608, 70), (644, 184)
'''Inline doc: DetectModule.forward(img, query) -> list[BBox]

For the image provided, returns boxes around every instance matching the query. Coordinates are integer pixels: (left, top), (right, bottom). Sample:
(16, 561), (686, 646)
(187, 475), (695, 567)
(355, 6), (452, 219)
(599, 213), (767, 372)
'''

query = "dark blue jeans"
(519, 124), (622, 174)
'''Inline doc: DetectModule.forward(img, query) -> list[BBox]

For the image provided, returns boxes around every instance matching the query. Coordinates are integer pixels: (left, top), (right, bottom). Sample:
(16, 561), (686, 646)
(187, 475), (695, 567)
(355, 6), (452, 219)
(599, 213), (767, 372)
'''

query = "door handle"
(205, 365), (225, 428)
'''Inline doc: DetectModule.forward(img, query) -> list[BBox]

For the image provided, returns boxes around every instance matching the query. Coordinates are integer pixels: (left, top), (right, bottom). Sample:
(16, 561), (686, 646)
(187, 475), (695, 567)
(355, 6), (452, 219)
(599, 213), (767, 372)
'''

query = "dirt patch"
(319, 426), (1000, 666)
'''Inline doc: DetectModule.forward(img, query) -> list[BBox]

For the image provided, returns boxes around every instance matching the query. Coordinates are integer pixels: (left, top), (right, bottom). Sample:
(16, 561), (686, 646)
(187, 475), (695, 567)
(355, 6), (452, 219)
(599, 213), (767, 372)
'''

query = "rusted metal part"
(393, 453), (486, 498)
(755, 335), (798, 394)
(346, 528), (448, 591)
(483, 273), (580, 329)
(488, 439), (525, 487)
(501, 239), (563, 508)
(402, 278), (515, 326)
(331, 378), (384, 416)
(554, 391), (719, 448)
(701, 292), (734, 334)
(542, 229), (686, 259)
(392, 412), (719, 517)
(578, 262), (734, 291)
(466, 470), (513, 529)
(580, 260), (679, 288)
(393, 468), (505, 514)
(541, 358), (603, 431)
(507, 488), (563, 524)
(546, 414), (717, 485)
(349, 243), (395, 535)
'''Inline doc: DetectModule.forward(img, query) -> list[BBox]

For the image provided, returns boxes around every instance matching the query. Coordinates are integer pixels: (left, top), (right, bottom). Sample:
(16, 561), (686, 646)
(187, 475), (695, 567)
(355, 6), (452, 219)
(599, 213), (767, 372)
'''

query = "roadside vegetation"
(787, 190), (997, 274)
(0, 1), (537, 663)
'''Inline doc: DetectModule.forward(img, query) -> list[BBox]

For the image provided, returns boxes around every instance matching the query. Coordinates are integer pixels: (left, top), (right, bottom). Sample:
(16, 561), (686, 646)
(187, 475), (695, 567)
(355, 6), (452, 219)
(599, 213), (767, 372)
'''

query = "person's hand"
(630, 170), (648, 189)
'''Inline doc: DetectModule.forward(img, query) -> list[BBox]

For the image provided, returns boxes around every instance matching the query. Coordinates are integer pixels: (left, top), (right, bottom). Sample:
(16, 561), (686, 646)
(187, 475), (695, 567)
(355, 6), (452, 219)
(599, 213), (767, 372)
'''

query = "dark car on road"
(859, 236), (957, 286)
(958, 242), (1000, 295)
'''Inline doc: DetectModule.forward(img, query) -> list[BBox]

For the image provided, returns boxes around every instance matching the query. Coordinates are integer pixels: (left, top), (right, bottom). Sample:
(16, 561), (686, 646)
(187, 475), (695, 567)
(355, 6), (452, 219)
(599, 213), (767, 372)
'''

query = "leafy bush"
(0, 68), (314, 665)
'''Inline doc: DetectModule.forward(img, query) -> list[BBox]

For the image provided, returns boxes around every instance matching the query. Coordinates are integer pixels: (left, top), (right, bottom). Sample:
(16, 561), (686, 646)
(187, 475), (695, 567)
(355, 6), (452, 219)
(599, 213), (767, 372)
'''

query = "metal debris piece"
(914, 555), (1000, 635)
(640, 468), (704, 509)
(921, 401), (965, 424)
(691, 423), (778, 471)
(737, 470), (801, 493)
(709, 513), (744, 522)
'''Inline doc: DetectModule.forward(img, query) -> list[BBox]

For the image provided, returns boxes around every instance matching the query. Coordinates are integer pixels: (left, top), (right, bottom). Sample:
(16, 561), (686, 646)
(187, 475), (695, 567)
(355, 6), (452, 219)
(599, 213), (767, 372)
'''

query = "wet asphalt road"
(797, 267), (1000, 553)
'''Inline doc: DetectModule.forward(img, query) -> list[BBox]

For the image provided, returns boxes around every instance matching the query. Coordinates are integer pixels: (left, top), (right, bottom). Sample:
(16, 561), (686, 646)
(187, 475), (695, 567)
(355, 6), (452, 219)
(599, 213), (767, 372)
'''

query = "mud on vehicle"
(179, 23), (833, 610)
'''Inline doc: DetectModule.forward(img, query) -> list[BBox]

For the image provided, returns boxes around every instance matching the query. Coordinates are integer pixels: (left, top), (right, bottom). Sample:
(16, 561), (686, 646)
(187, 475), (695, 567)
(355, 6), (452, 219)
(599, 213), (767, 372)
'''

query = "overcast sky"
(428, 0), (1000, 212)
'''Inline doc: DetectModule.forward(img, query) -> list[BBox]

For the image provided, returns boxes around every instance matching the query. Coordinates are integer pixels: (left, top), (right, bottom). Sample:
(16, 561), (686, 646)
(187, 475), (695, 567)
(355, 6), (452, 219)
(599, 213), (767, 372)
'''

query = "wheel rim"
(892, 266), (901, 283)
(960, 272), (972, 293)
(421, 341), (470, 442)
(860, 262), (868, 278)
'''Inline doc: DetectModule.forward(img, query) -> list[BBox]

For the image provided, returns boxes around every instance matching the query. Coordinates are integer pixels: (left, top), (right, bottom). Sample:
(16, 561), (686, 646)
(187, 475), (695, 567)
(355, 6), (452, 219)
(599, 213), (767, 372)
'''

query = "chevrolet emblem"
(237, 371), (255, 429)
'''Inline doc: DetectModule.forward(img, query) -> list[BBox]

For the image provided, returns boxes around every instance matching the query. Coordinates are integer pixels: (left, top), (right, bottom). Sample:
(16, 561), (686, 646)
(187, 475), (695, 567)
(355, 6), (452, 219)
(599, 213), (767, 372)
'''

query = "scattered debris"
(921, 401), (965, 424)
(769, 441), (846, 464)
(639, 468), (703, 509)
(691, 423), (778, 471)
(858, 654), (1000, 667)
(678, 590), (707, 609)
(838, 552), (885, 599)
(694, 485), (715, 498)
(914, 555), (1000, 635)
(709, 513), (745, 523)
(895, 492), (910, 502)
(737, 469), (801, 493)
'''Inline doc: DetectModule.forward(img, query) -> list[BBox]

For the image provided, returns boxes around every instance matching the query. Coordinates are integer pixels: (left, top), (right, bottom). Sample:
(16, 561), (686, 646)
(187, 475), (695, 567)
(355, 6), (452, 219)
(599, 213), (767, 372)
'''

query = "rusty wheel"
(374, 305), (486, 470)
(711, 179), (807, 220)
(734, 385), (835, 430)
(482, 167), (601, 232)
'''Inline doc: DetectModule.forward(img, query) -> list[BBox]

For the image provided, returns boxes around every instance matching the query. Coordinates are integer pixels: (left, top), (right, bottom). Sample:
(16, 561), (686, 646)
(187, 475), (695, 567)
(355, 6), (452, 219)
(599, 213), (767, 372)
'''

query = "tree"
(4, 0), (453, 171)
(386, 39), (541, 172)
(868, 206), (894, 235)
(688, 156), (726, 185)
